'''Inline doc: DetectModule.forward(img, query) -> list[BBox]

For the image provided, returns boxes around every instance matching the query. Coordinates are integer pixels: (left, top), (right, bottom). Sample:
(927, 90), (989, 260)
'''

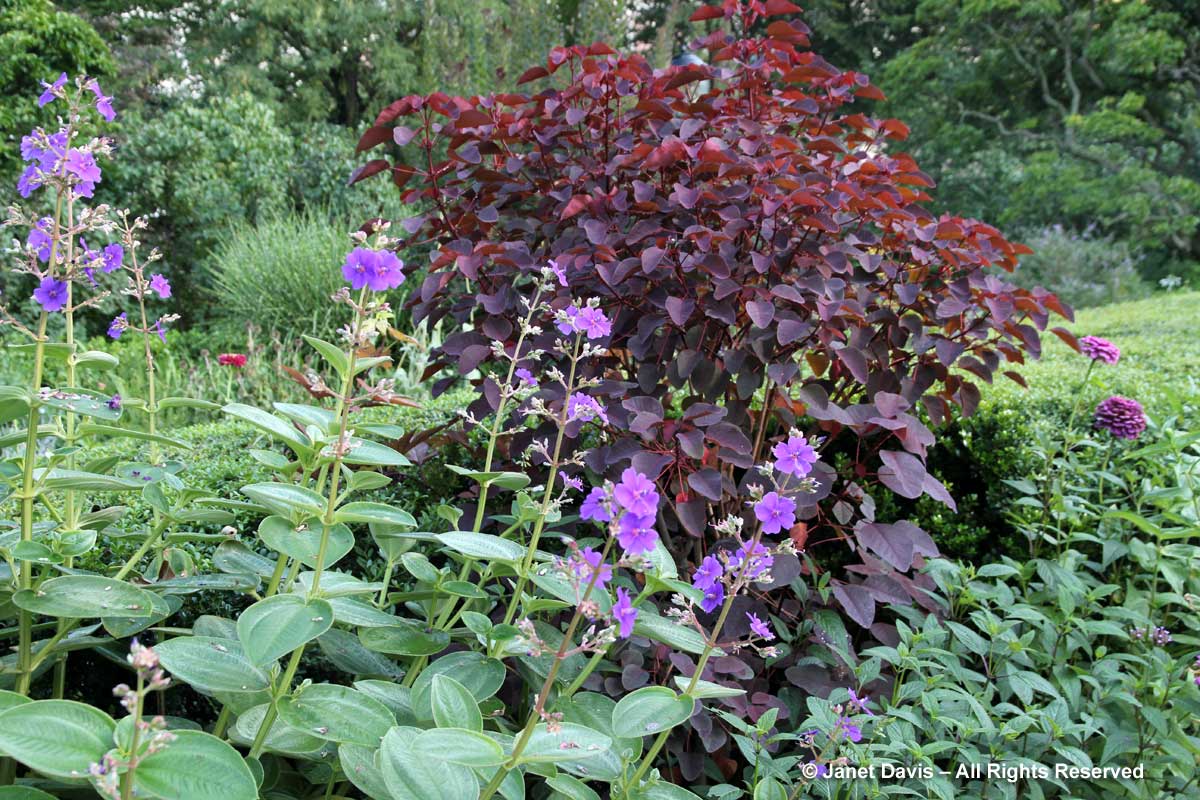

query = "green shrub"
(1010, 225), (1151, 309)
(907, 291), (1200, 562)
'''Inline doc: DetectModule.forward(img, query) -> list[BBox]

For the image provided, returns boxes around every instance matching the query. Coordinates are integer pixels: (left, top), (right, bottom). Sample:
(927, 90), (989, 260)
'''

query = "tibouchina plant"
(3, 8), (1188, 800)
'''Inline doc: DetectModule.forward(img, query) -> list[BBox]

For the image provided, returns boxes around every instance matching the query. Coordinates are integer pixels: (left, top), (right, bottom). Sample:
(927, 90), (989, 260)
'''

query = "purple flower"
(369, 250), (405, 291)
(612, 587), (638, 639)
(20, 134), (43, 162)
(747, 612), (774, 640)
(617, 513), (658, 555)
(549, 259), (567, 287)
(570, 547), (612, 592)
(342, 247), (374, 289)
(87, 80), (116, 121)
(1079, 335), (1120, 365)
(555, 303), (611, 340)
(155, 320), (167, 343)
(580, 486), (611, 523)
(149, 273), (171, 299)
(17, 166), (41, 198)
(107, 313), (126, 339)
(64, 149), (101, 196)
(38, 73), (68, 107)
(106, 394), (122, 411)
(692, 555), (723, 591)
(561, 474), (583, 492)
(342, 248), (404, 292)
(103, 243), (124, 272)
(847, 688), (874, 716)
(555, 305), (581, 336)
(729, 541), (774, 581)
(833, 716), (861, 743)
(613, 468), (659, 519)
(1093, 396), (1146, 440)
(567, 393), (608, 425)
(755, 491), (796, 535)
(32, 277), (68, 312)
(575, 306), (611, 340)
(772, 434), (818, 478)
(515, 367), (536, 387)
(27, 218), (53, 262)
(699, 582), (725, 614)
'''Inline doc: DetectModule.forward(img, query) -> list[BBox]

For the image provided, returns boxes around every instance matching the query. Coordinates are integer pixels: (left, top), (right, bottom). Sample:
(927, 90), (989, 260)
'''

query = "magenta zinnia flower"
(1094, 395), (1146, 440)
(1079, 335), (1120, 365)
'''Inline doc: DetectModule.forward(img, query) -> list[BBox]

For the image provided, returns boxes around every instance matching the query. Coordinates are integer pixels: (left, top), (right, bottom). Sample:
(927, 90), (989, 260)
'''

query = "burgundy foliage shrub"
(354, 1), (1071, 634)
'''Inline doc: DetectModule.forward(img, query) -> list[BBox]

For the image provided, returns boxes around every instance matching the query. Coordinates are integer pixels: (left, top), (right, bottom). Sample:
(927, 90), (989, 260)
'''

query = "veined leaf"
(611, 687), (694, 739)
(12, 575), (158, 619)
(0, 700), (114, 779)
(155, 636), (271, 693)
(131, 729), (257, 800)
(223, 403), (312, 452)
(277, 683), (394, 747)
(237, 594), (334, 666)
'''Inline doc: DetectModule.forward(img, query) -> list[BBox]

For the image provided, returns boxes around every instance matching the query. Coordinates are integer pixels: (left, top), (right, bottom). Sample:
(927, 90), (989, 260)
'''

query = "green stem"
(264, 554), (290, 597)
(479, 535), (615, 800)
(15, 310), (49, 698)
(114, 517), (171, 582)
(377, 558), (396, 608)
(428, 286), (544, 630)
(120, 674), (145, 800)
(248, 288), (366, 754)
(625, 568), (741, 793)
(501, 335), (582, 627)
(212, 704), (232, 739)
(249, 645), (306, 758)
(562, 588), (653, 700)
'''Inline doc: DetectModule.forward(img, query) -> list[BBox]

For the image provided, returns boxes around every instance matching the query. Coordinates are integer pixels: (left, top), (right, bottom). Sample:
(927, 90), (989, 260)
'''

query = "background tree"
(0, 0), (112, 176)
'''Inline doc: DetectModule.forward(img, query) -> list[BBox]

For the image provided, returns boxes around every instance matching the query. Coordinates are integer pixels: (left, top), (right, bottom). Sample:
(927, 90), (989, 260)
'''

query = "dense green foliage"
(0, 3), (1197, 799)
(902, 291), (1200, 561)
(0, 0), (112, 175)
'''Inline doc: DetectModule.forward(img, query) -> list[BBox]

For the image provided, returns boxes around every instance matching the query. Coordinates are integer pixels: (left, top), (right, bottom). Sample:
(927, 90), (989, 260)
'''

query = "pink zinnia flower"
(1093, 395), (1146, 440)
(218, 353), (247, 367)
(1079, 335), (1120, 365)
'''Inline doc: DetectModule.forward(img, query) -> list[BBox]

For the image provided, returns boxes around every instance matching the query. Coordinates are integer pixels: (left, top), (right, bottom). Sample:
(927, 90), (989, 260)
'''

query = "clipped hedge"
(80, 388), (475, 573)
(903, 290), (1200, 561)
